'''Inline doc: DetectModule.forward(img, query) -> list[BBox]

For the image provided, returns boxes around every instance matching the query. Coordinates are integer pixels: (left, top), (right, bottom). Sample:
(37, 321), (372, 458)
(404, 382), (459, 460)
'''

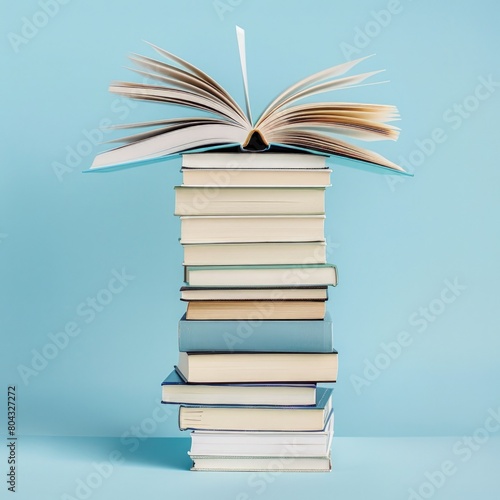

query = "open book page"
(89, 27), (404, 173)
(143, 43), (248, 125)
(91, 123), (247, 169)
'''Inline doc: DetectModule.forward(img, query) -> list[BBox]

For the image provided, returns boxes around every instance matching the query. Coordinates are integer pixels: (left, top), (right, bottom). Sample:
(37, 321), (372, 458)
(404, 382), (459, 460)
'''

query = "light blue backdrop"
(1, 0), (499, 445)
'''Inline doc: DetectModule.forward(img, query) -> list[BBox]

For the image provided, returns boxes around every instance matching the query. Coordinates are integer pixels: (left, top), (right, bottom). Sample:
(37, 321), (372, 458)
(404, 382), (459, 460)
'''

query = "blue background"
(1, 0), (499, 498)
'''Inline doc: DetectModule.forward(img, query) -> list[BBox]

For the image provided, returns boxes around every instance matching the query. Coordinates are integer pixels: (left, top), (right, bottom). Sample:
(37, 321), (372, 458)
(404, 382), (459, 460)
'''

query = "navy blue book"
(161, 369), (316, 406)
(178, 387), (333, 431)
(178, 313), (334, 353)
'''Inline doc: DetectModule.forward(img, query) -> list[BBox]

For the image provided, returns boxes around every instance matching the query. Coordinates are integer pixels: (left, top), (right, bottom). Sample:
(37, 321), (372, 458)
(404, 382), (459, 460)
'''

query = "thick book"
(174, 186), (325, 216)
(185, 299), (326, 320)
(180, 215), (325, 244)
(182, 241), (327, 266)
(190, 416), (333, 456)
(161, 370), (316, 406)
(178, 313), (334, 353)
(181, 167), (332, 186)
(89, 28), (403, 173)
(184, 264), (338, 287)
(180, 285), (328, 301)
(189, 455), (331, 472)
(175, 352), (338, 383)
(179, 387), (333, 431)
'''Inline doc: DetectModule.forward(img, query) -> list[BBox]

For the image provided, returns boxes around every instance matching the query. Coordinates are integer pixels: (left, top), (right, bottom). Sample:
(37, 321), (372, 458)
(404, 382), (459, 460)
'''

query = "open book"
(89, 27), (404, 173)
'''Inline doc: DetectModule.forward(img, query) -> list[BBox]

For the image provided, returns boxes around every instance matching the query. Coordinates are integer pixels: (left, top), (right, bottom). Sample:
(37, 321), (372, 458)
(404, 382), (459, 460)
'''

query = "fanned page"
(89, 27), (404, 173)
(91, 124), (248, 170)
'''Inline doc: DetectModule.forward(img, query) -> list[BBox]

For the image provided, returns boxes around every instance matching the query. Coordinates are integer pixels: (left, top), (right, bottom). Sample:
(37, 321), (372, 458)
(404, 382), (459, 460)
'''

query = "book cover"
(162, 369), (317, 407)
(178, 313), (334, 353)
(178, 387), (333, 431)
(184, 263), (338, 287)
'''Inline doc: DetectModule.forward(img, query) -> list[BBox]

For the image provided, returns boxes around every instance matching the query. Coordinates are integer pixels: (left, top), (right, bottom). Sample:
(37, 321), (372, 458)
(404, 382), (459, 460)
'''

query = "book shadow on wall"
(42, 436), (192, 471)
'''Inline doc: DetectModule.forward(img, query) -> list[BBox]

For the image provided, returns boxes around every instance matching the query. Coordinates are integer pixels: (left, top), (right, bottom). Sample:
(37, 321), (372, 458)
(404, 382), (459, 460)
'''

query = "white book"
(190, 417), (333, 457)
(189, 455), (331, 472)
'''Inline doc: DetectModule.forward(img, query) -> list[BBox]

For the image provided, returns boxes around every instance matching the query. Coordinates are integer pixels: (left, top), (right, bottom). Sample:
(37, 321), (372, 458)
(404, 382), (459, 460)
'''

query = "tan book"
(185, 300), (326, 320)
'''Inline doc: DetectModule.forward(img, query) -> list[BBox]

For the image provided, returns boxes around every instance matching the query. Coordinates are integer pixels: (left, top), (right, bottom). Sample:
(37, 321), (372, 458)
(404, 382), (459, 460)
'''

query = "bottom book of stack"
(189, 416), (334, 472)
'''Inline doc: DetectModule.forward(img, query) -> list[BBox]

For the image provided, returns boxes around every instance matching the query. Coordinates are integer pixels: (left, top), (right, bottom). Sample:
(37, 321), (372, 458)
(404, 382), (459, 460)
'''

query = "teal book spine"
(178, 313), (333, 353)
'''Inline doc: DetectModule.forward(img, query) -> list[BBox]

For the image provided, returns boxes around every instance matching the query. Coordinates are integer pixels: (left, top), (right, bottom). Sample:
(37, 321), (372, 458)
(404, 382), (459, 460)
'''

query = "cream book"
(182, 241), (327, 266)
(179, 387), (333, 431)
(176, 352), (338, 384)
(180, 215), (325, 244)
(174, 186), (325, 216)
(181, 167), (332, 186)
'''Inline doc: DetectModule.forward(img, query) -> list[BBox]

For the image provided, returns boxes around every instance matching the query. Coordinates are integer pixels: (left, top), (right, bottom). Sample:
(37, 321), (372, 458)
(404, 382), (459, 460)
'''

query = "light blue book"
(178, 313), (333, 353)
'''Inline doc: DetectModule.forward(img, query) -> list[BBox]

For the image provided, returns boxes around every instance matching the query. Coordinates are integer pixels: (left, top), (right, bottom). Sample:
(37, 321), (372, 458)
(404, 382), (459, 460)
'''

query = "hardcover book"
(185, 299), (326, 320)
(190, 416), (333, 456)
(184, 263), (338, 287)
(181, 167), (332, 187)
(181, 242), (328, 266)
(178, 313), (334, 353)
(174, 186), (326, 216)
(161, 370), (316, 406)
(181, 152), (328, 169)
(175, 352), (338, 383)
(189, 455), (331, 472)
(178, 387), (333, 431)
(179, 214), (325, 244)
(180, 285), (328, 301)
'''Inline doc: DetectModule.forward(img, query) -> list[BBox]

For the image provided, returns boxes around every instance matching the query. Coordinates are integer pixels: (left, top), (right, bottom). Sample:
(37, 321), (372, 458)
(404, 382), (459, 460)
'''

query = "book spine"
(178, 318), (333, 353)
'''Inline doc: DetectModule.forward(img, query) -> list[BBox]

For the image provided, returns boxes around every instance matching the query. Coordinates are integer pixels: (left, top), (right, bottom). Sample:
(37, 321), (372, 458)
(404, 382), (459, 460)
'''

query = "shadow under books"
(40, 436), (191, 471)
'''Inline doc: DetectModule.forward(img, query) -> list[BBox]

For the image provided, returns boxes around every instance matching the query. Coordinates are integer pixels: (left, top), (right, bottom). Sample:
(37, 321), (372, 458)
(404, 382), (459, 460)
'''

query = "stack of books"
(161, 151), (338, 472)
(87, 27), (405, 472)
